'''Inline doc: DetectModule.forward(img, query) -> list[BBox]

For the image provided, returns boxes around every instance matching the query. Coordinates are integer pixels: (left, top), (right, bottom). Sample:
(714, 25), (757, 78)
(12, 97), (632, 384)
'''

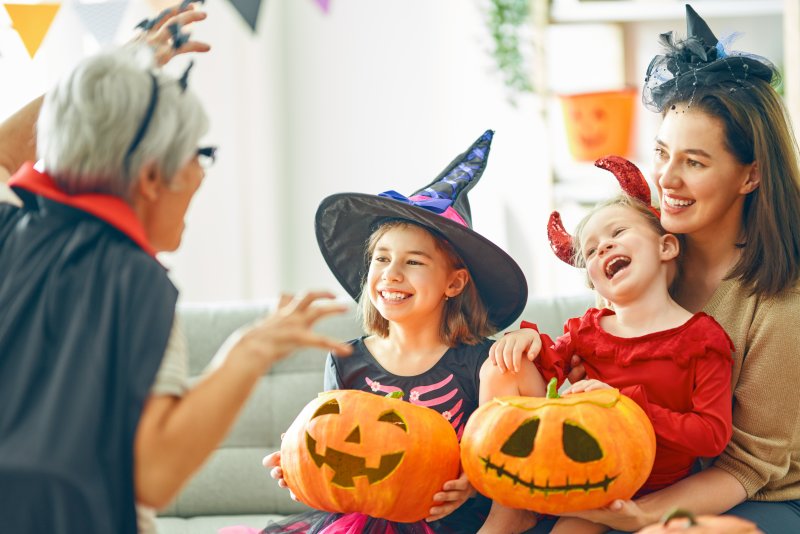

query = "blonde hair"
(571, 195), (681, 293)
(358, 220), (495, 345)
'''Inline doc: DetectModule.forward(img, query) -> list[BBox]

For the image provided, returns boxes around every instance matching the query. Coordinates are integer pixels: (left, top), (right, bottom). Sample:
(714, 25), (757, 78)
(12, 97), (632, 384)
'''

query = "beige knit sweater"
(704, 278), (800, 501)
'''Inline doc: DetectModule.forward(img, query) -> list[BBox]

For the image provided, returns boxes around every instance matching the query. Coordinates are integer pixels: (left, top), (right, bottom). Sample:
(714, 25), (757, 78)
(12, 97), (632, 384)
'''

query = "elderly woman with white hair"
(0, 11), (351, 534)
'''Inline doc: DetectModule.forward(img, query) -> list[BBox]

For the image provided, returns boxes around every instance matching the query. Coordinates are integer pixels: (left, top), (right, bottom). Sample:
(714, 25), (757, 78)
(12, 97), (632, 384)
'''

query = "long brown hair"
(358, 220), (495, 345)
(665, 80), (800, 296)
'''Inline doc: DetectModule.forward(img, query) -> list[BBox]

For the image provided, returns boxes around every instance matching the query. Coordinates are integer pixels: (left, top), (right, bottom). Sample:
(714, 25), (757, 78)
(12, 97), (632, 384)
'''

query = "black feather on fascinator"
(643, 4), (779, 112)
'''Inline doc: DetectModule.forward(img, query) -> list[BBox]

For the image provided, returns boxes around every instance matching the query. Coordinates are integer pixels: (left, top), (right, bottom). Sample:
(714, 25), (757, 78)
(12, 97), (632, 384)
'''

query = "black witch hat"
(643, 4), (778, 112)
(315, 130), (527, 331)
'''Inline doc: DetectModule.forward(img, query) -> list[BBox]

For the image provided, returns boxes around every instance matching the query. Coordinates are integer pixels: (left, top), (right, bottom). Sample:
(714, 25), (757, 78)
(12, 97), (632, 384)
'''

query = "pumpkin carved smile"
(281, 389), (461, 523)
(480, 453), (618, 495)
(305, 432), (404, 487)
(461, 379), (656, 514)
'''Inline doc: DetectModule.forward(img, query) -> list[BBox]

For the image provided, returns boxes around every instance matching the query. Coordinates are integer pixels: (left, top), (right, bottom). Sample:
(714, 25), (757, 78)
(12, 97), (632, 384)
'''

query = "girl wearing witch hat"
(479, 157), (735, 534)
(260, 130), (528, 533)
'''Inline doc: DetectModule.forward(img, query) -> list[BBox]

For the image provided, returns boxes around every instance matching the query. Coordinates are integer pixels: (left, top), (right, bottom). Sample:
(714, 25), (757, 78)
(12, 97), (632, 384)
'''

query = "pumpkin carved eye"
(562, 420), (603, 462)
(500, 417), (539, 457)
(378, 410), (408, 433)
(312, 399), (340, 418)
(345, 426), (361, 443)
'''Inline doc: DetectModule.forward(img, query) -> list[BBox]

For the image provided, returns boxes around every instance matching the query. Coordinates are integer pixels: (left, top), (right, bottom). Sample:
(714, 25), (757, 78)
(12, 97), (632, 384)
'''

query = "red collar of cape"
(8, 162), (157, 258)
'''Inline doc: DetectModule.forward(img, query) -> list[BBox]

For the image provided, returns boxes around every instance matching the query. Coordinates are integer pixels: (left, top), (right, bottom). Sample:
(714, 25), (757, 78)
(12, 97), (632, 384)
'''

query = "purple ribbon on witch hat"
(378, 190), (453, 214)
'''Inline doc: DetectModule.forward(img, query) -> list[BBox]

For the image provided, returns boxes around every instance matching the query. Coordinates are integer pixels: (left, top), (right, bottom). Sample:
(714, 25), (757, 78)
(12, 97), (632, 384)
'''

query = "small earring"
(444, 295), (449, 301)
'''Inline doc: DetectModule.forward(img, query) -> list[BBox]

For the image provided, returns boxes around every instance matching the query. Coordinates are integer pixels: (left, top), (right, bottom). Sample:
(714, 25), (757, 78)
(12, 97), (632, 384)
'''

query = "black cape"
(0, 178), (177, 533)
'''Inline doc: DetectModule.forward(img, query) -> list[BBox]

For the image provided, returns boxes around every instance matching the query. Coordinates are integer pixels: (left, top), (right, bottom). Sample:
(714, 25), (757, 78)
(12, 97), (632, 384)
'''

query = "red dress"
(524, 308), (734, 492)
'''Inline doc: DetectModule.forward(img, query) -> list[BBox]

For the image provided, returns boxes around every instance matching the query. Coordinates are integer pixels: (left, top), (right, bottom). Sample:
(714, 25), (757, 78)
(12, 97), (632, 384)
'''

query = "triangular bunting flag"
(228, 0), (262, 32)
(4, 3), (61, 59)
(73, 0), (129, 47)
(313, 0), (330, 13)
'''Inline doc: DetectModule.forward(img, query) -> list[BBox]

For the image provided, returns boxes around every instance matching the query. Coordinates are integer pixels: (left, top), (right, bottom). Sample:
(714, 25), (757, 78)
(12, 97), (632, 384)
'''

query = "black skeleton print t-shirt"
(324, 337), (492, 440)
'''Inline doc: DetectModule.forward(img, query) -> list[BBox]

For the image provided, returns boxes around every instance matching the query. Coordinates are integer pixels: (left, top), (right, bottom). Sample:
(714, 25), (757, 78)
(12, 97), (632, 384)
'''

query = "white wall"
(1, 1), (784, 305)
(163, 0), (561, 304)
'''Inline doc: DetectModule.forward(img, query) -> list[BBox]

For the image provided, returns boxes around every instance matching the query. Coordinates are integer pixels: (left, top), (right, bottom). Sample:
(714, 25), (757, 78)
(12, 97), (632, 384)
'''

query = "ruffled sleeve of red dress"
(521, 312), (590, 386)
(619, 313), (735, 457)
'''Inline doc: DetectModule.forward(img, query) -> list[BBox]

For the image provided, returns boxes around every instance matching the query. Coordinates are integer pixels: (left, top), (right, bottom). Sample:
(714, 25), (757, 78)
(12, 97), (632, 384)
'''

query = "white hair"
(36, 44), (209, 198)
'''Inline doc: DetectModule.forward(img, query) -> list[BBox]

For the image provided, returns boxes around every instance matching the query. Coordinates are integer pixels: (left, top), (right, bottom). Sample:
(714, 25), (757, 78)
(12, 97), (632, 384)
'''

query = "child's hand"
(426, 472), (476, 522)
(489, 329), (542, 373)
(563, 379), (611, 395)
(262, 449), (297, 501)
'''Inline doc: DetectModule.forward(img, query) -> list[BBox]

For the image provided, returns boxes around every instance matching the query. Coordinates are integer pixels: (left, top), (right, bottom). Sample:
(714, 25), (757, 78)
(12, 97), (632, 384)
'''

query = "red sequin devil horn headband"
(547, 155), (658, 265)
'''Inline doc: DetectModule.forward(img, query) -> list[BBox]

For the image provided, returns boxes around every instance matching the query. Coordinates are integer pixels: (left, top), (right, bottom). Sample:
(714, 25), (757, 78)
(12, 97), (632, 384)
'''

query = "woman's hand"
(426, 472), (476, 522)
(133, 2), (211, 66)
(562, 379), (611, 395)
(564, 499), (655, 531)
(489, 329), (542, 373)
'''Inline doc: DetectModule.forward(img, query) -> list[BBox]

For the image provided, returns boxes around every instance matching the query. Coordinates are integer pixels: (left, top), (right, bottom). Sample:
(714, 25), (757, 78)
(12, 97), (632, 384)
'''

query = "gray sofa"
(156, 294), (594, 534)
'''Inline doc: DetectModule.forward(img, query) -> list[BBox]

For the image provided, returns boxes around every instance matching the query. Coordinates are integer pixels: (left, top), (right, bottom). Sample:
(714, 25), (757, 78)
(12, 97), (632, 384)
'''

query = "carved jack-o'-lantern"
(280, 389), (460, 523)
(461, 379), (656, 514)
(637, 509), (764, 534)
(559, 89), (637, 162)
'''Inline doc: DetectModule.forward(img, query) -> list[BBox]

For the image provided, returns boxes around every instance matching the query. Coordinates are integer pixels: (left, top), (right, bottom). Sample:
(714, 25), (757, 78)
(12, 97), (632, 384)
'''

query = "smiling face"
(577, 204), (677, 305)
(460, 389), (656, 514)
(653, 105), (758, 241)
(280, 390), (461, 523)
(366, 224), (467, 329)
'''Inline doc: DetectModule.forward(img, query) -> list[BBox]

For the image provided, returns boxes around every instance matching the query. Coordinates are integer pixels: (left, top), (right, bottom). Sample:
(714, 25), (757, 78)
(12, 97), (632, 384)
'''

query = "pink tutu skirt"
(256, 497), (488, 534)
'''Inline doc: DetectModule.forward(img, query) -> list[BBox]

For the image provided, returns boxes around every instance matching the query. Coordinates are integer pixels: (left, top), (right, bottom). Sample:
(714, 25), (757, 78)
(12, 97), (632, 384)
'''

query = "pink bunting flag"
(313, 0), (330, 14)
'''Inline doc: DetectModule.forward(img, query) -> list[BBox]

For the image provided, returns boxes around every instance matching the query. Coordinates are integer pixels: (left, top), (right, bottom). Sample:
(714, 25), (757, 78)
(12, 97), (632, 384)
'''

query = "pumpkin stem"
(661, 508), (698, 526)
(386, 391), (404, 399)
(546, 378), (560, 399)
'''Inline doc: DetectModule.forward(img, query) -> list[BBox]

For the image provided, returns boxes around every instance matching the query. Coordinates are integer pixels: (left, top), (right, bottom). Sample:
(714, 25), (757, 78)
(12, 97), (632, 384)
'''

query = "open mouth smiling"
(380, 290), (411, 301)
(663, 195), (695, 208)
(604, 256), (631, 279)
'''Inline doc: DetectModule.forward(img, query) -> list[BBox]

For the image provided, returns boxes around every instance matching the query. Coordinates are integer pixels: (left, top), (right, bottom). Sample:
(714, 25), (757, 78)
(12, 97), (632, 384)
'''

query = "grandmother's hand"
(229, 292), (352, 371)
(133, 2), (211, 66)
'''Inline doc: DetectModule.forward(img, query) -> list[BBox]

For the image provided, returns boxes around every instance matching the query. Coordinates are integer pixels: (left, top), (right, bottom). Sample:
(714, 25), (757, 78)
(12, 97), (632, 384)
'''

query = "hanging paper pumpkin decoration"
(461, 378), (656, 514)
(558, 88), (637, 162)
(636, 508), (764, 534)
(280, 389), (460, 523)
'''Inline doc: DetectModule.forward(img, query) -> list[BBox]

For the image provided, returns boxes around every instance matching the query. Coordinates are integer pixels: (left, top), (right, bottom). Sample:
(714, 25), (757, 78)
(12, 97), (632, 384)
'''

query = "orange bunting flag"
(4, 3), (61, 58)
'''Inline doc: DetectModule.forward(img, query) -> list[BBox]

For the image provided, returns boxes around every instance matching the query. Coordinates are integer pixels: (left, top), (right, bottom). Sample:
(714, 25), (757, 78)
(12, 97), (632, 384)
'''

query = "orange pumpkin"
(280, 389), (460, 523)
(637, 509), (764, 534)
(559, 88), (637, 162)
(461, 378), (656, 514)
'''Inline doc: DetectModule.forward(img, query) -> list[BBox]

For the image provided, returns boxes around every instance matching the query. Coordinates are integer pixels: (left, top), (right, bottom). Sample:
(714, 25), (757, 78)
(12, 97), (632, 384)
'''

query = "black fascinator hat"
(315, 130), (528, 331)
(643, 4), (779, 112)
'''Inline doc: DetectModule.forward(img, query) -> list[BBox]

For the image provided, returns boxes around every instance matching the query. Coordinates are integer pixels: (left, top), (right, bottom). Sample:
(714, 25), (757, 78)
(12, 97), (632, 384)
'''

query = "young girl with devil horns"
(254, 130), (529, 534)
(477, 157), (735, 534)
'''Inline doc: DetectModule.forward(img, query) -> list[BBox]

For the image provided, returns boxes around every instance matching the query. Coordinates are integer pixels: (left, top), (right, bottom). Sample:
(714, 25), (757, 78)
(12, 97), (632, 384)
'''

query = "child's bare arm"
(551, 516), (609, 534)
